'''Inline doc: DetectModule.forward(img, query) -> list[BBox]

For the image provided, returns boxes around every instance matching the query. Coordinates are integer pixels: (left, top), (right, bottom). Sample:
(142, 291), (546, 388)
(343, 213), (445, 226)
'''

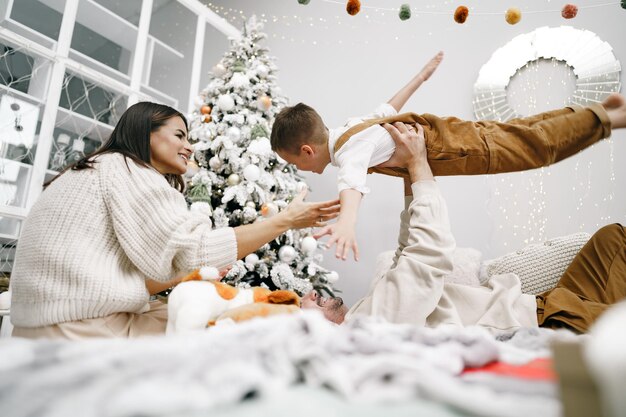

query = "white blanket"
(0, 312), (575, 417)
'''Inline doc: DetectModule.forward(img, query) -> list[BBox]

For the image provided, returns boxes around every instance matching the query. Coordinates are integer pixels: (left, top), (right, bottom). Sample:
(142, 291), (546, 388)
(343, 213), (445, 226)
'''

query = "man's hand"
(379, 122), (433, 183)
(314, 220), (359, 261)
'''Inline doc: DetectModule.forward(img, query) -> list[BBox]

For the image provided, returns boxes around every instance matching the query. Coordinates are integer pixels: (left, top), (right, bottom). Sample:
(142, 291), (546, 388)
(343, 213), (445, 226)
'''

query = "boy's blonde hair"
(271, 103), (327, 155)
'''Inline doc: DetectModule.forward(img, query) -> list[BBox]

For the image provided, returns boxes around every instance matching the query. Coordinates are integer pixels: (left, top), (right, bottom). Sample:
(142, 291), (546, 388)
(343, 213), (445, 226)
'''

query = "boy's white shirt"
(328, 103), (398, 195)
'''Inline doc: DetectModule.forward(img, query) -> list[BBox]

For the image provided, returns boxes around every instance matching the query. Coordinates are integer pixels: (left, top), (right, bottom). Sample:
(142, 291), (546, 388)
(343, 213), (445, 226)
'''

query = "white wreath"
(473, 26), (621, 122)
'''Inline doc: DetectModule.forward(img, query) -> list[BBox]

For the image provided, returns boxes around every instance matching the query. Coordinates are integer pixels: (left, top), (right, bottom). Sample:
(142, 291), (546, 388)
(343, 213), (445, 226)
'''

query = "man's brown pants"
(537, 224), (626, 333)
(334, 104), (612, 177)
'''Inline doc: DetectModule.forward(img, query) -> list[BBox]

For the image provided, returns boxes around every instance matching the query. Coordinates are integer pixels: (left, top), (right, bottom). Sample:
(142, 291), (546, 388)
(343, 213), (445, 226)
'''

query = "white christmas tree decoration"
(185, 16), (339, 296)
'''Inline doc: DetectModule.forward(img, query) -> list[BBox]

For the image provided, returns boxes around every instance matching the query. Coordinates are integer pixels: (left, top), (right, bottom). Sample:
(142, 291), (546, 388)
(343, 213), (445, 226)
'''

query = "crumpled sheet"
(0, 311), (575, 417)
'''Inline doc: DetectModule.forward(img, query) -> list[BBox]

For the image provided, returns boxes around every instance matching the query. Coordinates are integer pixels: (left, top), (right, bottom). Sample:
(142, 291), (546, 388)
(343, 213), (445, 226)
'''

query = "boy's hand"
(314, 221), (359, 261)
(420, 51), (444, 82)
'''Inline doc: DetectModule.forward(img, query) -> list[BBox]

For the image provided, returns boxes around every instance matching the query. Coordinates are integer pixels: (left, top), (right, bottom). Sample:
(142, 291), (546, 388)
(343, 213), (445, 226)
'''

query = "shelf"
(39, 0), (183, 62)
(140, 84), (178, 107)
(0, 18), (56, 51)
(0, 204), (28, 220)
(67, 49), (131, 86)
(55, 107), (114, 143)
(0, 84), (44, 107)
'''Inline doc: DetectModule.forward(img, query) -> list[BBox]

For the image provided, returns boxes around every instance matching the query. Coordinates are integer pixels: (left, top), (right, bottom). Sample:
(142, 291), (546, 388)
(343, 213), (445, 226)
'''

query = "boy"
(270, 54), (626, 261)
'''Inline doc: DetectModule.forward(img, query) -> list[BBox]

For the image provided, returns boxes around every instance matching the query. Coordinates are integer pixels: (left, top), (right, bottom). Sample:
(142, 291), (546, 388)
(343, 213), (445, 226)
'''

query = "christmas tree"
(186, 16), (338, 296)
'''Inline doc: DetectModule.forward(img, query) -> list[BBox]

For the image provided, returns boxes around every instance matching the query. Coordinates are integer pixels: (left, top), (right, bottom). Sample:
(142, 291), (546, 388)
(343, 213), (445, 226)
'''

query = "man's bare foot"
(602, 93), (626, 129)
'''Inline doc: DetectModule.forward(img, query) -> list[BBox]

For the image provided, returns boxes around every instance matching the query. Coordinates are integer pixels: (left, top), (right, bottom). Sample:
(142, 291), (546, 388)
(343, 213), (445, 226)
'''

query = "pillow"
(484, 232), (591, 295)
(374, 247), (482, 287)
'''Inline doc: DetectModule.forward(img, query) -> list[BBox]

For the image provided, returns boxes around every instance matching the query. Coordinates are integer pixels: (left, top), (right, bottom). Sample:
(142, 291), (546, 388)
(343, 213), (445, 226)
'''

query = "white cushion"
(484, 233), (591, 295)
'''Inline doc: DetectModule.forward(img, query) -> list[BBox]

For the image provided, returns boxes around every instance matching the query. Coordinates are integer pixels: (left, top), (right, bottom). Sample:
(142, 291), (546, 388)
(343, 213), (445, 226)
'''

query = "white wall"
(207, 0), (626, 305)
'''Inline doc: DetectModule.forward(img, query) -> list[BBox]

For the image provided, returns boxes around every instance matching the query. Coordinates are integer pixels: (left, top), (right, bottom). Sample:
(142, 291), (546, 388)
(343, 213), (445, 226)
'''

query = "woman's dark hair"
(45, 102), (188, 192)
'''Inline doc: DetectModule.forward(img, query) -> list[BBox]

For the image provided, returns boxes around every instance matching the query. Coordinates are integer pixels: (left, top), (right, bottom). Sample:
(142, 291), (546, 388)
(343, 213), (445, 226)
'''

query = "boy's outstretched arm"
(387, 51), (443, 112)
(314, 188), (362, 261)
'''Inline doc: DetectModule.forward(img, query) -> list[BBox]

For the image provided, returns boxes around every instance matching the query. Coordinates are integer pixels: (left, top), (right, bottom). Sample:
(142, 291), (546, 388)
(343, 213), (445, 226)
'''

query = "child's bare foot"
(420, 51), (444, 81)
(602, 93), (626, 129)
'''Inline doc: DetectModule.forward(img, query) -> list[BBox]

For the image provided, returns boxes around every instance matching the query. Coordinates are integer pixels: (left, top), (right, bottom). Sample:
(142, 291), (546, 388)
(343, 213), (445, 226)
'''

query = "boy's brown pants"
(536, 224), (626, 333)
(333, 104), (612, 177)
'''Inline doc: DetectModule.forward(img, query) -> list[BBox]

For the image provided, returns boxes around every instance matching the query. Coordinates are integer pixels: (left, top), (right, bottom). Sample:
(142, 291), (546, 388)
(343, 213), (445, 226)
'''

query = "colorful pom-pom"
(454, 6), (469, 24)
(297, 0), (310, 4)
(399, 4), (411, 21)
(346, 0), (361, 16)
(505, 7), (522, 25)
(561, 4), (578, 19)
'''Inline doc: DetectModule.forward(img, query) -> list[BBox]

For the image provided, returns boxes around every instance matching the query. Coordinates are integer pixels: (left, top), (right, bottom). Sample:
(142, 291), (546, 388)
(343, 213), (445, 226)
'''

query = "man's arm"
(387, 51), (443, 112)
(346, 123), (455, 325)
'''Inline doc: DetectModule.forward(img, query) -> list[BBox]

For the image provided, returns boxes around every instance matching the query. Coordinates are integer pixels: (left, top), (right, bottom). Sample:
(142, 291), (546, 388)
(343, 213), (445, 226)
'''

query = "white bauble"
(307, 264), (317, 276)
(226, 126), (241, 143)
(326, 271), (339, 283)
(261, 202), (278, 218)
(217, 94), (235, 112)
(246, 201), (256, 209)
(256, 64), (269, 77)
(199, 266), (220, 281)
(197, 128), (210, 142)
(193, 96), (205, 109)
(209, 156), (222, 170)
(301, 236), (317, 254)
(227, 173), (240, 186)
(278, 245), (297, 263)
(231, 72), (250, 88)
(244, 253), (259, 267)
(256, 95), (272, 111)
(243, 164), (261, 182)
(212, 63), (227, 77)
(247, 137), (272, 157)
(190, 201), (212, 215)
(184, 160), (200, 178)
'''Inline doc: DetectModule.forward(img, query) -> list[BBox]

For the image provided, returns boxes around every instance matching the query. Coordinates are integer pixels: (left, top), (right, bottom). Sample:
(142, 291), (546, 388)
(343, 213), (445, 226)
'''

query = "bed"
(0, 232), (608, 417)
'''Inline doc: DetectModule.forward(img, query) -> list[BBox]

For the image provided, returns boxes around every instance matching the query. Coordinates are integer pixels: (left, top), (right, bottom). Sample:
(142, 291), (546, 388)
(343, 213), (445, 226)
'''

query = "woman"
(10, 102), (339, 339)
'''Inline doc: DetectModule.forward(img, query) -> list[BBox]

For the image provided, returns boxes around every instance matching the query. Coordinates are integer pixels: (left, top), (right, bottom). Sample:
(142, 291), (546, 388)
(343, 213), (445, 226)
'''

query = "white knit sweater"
(11, 153), (237, 327)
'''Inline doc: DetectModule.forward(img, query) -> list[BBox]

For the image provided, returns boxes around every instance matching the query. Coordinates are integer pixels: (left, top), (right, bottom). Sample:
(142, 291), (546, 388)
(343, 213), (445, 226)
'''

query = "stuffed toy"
(166, 267), (301, 334)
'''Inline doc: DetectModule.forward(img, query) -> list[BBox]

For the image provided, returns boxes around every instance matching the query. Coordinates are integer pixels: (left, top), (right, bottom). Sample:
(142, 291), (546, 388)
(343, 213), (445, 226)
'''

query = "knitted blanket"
(0, 312), (576, 417)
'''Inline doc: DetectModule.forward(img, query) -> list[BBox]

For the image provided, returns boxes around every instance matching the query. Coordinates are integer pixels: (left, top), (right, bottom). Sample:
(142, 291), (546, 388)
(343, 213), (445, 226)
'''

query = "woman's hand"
(281, 187), (340, 229)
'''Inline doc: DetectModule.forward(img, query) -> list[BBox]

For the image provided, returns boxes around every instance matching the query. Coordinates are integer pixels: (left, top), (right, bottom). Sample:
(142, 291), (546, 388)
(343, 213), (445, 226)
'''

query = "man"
(302, 123), (626, 333)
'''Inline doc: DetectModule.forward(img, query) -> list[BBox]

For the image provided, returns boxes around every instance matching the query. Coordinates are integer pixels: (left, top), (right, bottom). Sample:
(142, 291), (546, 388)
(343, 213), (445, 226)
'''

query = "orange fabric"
(463, 358), (556, 381)
(537, 224), (626, 333)
(180, 270), (203, 282)
(267, 290), (301, 306)
(215, 303), (300, 324)
(213, 282), (239, 300)
(253, 287), (271, 303)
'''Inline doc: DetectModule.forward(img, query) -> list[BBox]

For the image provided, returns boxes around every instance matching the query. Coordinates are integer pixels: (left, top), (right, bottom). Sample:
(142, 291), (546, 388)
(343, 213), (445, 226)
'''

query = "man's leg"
(421, 102), (611, 176)
(536, 224), (626, 333)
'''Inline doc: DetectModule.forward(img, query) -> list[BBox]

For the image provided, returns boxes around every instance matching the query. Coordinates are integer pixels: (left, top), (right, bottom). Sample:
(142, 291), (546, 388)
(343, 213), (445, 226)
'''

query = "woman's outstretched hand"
(282, 187), (340, 229)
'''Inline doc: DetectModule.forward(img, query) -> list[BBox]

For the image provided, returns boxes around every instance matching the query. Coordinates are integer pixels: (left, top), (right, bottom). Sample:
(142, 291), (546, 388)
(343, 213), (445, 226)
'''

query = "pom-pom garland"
(399, 4), (411, 21)
(454, 6), (469, 24)
(561, 4), (578, 19)
(505, 7), (522, 25)
(346, 0), (361, 16)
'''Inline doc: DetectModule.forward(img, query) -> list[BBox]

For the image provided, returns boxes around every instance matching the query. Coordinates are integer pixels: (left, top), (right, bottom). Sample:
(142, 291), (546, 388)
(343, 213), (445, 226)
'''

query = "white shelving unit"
(0, 0), (239, 331)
